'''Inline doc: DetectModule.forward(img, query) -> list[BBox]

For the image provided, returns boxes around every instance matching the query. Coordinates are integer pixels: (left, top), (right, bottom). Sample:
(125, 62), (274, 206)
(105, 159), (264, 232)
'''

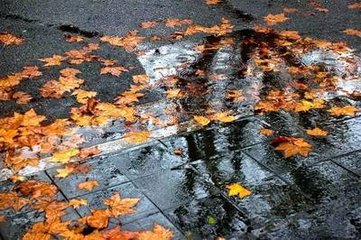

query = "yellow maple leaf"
(51, 148), (80, 163)
(226, 183), (252, 199)
(72, 89), (97, 104)
(328, 106), (358, 116)
(78, 180), (99, 191)
(69, 198), (88, 209)
(213, 112), (236, 123)
(306, 127), (328, 137)
(166, 89), (183, 99)
(40, 55), (66, 67)
(124, 131), (150, 144)
(138, 224), (174, 240)
(194, 115), (211, 126)
(55, 166), (75, 178)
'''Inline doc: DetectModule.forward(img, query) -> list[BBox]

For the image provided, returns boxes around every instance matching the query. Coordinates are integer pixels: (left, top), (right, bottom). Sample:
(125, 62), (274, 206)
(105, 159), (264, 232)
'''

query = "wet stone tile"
(46, 156), (130, 199)
(286, 161), (361, 205)
(107, 142), (187, 180)
(331, 151), (361, 177)
(160, 117), (266, 163)
(133, 168), (215, 210)
(75, 182), (158, 225)
(191, 151), (274, 187)
(164, 195), (249, 239)
(122, 212), (184, 240)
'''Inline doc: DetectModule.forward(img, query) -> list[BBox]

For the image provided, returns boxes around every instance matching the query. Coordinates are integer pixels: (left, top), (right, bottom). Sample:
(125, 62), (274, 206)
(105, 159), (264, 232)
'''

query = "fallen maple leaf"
(264, 13), (289, 25)
(100, 66), (128, 77)
(343, 29), (361, 38)
(72, 89), (97, 104)
(259, 128), (274, 136)
(0, 215), (5, 223)
(283, 7), (298, 13)
(0, 192), (30, 211)
(348, 2), (361, 9)
(225, 90), (244, 102)
(205, 0), (222, 5)
(306, 127), (328, 137)
(104, 193), (139, 217)
(69, 198), (88, 209)
(16, 180), (58, 198)
(124, 131), (150, 144)
(166, 89), (183, 99)
(273, 136), (312, 158)
(55, 166), (75, 178)
(51, 148), (80, 164)
(66, 35), (84, 43)
(165, 18), (193, 27)
(194, 115), (211, 126)
(79, 146), (101, 159)
(213, 112), (236, 123)
(40, 55), (66, 67)
(82, 209), (111, 229)
(328, 106), (358, 116)
(12, 91), (32, 104)
(0, 32), (24, 45)
(174, 149), (183, 155)
(138, 224), (174, 240)
(78, 180), (99, 191)
(140, 21), (158, 28)
(226, 183), (252, 199)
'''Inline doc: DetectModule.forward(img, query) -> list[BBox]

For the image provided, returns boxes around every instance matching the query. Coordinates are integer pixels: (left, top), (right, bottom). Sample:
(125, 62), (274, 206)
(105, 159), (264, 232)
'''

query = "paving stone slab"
(330, 150), (361, 177)
(106, 142), (187, 180)
(164, 194), (249, 239)
(133, 168), (215, 210)
(160, 117), (266, 163)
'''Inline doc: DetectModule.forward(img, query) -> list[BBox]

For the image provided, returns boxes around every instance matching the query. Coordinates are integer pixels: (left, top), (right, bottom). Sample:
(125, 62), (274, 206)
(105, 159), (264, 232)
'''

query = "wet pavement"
(1, 0), (361, 239)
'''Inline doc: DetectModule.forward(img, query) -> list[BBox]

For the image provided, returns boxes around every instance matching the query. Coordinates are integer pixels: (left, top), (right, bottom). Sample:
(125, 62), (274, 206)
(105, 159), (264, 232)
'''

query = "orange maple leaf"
(78, 180), (99, 191)
(259, 128), (274, 136)
(264, 13), (289, 25)
(69, 198), (88, 209)
(0, 32), (24, 45)
(205, 0), (222, 5)
(328, 106), (358, 116)
(79, 146), (101, 159)
(104, 193), (139, 217)
(273, 137), (312, 158)
(343, 29), (361, 38)
(194, 115), (211, 126)
(16, 180), (58, 198)
(138, 224), (174, 240)
(100, 66), (128, 77)
(66, 35), (84, 43)
(348, 2), (361, 9)
(12, 91), (32, 104)
(81, 209), (111, 229)
(165, 18), (193, 27)
(40, 55), (66, 66)
(140, 21), (158, 28)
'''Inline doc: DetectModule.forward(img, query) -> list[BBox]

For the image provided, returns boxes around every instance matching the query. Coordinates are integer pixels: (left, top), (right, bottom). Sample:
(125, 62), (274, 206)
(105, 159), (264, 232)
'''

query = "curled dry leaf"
(306, 127), (328, 137)
(82, 209), (111, 229)
(226, 183), (252, 199)
(78, 180), (99, 191)
(12, 91), (32, 104)
(273, 136), (312, 158)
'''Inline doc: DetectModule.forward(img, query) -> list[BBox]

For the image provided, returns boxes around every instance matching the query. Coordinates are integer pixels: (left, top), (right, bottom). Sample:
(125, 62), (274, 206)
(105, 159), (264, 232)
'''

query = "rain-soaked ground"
(1, 0), (361, 239)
